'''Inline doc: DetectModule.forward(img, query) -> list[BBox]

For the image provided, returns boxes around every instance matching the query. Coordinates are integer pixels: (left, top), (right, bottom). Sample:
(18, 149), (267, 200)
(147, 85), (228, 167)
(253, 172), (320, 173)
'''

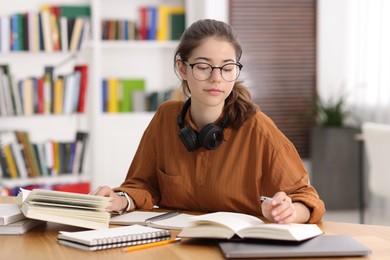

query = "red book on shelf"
(37, 76), (45, 114)
(74, 65), (88, 113)
(139, 6), (148, 40)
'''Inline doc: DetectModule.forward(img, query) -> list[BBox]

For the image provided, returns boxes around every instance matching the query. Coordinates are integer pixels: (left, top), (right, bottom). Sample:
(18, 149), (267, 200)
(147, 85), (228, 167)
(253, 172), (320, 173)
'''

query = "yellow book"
(23, 78), (34, 115)
(69, 17), (84, 52)
(53, 77), (64, 114)
(107, 78), (119, 113)
(157, 6), (185, 41)
(53, 142), (59, 175)
(3, 144), (18, 178)
(43, 73), (52, 114)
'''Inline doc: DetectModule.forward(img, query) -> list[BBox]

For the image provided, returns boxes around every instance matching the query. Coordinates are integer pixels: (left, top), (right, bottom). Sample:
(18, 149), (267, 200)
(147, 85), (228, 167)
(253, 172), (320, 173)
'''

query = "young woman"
(92, 19), (325, 224)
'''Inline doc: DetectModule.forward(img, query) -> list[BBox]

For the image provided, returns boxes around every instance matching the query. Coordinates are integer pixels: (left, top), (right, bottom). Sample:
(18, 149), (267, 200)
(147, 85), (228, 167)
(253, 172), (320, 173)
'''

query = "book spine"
(107, 78), (119, 113)
(0, 16), (11, 52)
(74, 65), (88, 113)
(3, 144), (19, 178)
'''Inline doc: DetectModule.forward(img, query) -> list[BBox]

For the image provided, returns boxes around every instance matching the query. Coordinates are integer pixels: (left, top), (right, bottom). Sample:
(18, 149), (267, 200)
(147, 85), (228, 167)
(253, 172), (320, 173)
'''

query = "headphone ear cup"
(178, 125), (200, 152)
(198, 123), (224, 150)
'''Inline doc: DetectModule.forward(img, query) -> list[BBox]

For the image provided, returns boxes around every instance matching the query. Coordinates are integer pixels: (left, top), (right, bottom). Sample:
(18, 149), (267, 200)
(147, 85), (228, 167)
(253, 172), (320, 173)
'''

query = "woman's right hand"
(90, 185), (128, 212)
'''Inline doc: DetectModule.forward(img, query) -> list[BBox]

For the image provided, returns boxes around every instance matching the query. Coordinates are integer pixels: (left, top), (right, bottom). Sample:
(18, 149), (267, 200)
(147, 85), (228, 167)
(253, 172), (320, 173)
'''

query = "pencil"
(123, 238), (181, 252)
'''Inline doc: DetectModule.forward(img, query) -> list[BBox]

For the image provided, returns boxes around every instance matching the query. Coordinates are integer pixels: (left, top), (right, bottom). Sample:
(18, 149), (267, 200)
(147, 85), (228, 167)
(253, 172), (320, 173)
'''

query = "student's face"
(178, 37), (237, 109)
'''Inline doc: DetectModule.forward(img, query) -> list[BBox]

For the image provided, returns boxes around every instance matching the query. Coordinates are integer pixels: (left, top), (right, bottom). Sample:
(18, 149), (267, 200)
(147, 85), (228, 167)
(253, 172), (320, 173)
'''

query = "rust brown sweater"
(115, 100), (325, 223)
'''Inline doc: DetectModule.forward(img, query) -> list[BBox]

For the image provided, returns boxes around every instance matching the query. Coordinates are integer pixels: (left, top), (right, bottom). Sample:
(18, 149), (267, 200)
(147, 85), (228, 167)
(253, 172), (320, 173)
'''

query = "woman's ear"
(176, 60), (188, 80)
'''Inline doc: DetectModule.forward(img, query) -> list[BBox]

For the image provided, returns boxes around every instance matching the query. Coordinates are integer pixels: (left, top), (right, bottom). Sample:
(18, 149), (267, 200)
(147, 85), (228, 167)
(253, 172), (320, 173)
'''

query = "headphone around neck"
(177, 99), (229, 152)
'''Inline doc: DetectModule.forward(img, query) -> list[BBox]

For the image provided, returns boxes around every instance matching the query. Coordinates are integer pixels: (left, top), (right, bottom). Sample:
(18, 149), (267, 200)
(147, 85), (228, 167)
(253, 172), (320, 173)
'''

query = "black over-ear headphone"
(177, 99), (229, 151)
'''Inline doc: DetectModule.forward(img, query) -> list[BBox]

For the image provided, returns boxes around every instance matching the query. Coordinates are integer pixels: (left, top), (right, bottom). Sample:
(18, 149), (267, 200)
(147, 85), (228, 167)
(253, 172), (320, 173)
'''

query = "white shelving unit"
(0, 0), (229, 191)
(0, 0), (93, 192)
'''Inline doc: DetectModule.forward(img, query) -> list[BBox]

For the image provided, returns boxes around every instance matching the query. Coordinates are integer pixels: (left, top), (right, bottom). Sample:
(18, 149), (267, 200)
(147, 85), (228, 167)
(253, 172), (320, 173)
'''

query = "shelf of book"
(1, 174), (89, 190)
(99, 41), (179, 49)
(0, 115), (88, 140)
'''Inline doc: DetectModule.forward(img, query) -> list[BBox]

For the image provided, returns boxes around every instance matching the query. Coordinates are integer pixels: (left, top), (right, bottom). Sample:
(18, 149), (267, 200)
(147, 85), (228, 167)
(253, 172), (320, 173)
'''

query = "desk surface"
(1, 196), (390, 260)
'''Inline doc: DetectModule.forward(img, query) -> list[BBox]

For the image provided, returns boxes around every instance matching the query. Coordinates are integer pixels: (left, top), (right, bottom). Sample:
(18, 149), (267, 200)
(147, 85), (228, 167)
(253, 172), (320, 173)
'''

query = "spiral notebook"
(58, 225), (171, 251)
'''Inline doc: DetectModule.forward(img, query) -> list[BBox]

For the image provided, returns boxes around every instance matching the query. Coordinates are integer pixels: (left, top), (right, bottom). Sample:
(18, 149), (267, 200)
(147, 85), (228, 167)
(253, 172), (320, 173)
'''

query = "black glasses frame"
(185, 61), (243, 82)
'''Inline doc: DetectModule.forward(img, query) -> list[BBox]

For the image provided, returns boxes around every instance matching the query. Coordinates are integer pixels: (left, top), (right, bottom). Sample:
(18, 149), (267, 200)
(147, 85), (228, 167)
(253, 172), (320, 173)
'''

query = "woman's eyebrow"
(193, 57), (236, 63)
(193, 57), (210, 62)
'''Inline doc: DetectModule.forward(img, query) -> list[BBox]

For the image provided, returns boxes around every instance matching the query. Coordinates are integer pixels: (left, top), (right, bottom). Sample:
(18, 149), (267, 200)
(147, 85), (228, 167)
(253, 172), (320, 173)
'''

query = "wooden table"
(1, 196), (390, 260)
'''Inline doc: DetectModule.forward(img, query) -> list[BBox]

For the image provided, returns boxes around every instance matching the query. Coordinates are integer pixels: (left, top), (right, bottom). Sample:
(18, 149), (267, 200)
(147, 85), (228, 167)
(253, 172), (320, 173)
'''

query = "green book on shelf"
(59, 5), (91, 18)
(120, 79), (145, 112)
(170, 13), (185, 40)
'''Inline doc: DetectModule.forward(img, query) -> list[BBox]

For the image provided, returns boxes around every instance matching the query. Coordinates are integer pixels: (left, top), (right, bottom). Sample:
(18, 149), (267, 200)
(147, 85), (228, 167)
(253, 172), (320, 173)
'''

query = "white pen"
(260, 196), (273, 202)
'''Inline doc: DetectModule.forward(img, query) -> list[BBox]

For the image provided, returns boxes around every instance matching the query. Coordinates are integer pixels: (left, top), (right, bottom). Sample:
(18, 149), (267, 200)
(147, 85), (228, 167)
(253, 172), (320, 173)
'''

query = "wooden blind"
(230, 0), (316, 158)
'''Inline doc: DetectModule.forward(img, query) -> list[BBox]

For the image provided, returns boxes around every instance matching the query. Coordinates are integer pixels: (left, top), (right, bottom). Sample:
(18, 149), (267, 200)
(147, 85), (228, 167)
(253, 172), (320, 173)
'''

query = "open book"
(110, 211), (194, 230)
(58, 224), (171, 251)
(18, 188), (112, 229)
(178, 212), (323, 241)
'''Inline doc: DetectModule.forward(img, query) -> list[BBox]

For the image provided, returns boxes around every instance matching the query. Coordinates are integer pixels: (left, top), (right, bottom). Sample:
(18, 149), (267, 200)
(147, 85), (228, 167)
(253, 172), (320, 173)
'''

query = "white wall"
(186, 0), (229, 24)
(317, 0), (350, 101)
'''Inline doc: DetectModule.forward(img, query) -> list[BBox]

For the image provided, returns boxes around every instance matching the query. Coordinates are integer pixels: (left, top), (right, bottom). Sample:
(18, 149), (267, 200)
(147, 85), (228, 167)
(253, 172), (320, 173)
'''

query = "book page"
(19, 188), (112, 209)
(189, 212), (264, 233)
(110, 211), (164, 225)
(18, 188), (31, 203)
(238, 223), (323, 241)
(151, 213), (194, 230)
(110, 211), (194, 230)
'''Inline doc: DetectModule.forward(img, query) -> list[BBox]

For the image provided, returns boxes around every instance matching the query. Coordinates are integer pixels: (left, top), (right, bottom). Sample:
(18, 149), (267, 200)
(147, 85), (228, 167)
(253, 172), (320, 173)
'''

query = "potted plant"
(313, 95), (349, 127)
(310, 94), (361, 210)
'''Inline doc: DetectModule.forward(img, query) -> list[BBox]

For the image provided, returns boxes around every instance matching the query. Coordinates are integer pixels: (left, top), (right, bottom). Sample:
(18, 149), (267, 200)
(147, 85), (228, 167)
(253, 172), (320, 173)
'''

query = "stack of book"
(0, 203), (45, 235)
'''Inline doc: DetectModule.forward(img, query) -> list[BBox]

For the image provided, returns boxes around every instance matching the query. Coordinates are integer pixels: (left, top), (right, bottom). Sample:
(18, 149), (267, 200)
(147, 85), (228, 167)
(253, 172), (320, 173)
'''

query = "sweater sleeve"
(268, 143), (326, 223)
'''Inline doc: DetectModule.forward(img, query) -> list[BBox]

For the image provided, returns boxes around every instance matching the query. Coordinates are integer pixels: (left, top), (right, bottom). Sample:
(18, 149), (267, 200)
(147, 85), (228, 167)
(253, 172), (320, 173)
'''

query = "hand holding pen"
(260, 191), (295, 224)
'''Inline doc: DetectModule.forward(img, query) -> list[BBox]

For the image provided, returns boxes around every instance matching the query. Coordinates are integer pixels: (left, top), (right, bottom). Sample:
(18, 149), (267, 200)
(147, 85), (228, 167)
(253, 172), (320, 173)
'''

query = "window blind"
(230, 0), (316, 158)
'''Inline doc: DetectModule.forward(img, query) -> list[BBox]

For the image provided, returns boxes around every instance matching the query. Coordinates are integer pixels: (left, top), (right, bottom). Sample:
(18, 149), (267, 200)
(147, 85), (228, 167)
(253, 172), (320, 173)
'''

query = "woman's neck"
(189, 102), (224, 130)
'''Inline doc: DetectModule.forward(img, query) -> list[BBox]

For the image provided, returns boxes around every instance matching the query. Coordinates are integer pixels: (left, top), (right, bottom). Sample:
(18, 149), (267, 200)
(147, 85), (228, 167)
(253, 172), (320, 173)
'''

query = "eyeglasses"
(185, 62), (243, 82)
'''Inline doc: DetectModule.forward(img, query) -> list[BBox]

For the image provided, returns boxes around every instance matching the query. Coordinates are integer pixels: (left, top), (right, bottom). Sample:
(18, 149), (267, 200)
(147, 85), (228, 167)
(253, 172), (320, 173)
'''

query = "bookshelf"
(0, 0), (229, 192)
(0, 0), (92, 194)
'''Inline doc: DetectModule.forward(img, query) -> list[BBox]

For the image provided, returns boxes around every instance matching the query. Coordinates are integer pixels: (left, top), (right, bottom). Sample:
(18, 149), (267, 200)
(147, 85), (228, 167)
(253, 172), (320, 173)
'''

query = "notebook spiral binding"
(91, 229), (171, 250)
